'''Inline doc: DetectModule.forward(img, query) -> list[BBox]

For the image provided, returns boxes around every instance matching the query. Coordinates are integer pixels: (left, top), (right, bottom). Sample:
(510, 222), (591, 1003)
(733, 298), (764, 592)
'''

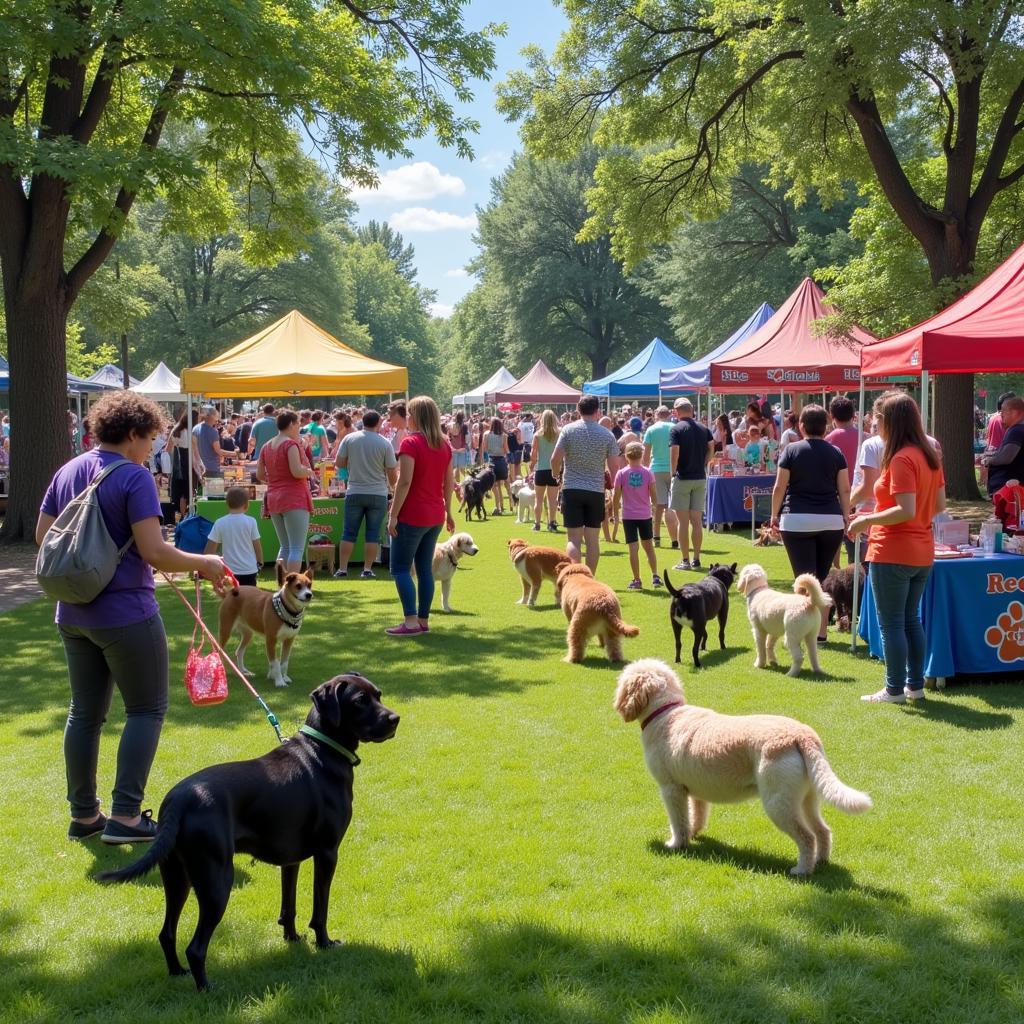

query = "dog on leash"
(664, 563), (736, 668)
(218, 564), (314, 687)
(508, 538), (570, 606)
(462, 466), (496, 521)
(736, 564), (831, 676)
(98, 673), (400, 990)
(613, 659), (871, 875)
(509, 478), (536, 523)
(430, 532), (478, 611)
(555, 563), (639, 663)
(822, 563), (864, 632)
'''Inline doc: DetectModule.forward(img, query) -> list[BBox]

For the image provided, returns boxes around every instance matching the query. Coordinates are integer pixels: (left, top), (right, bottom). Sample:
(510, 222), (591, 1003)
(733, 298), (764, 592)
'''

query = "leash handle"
(162, 571), (284, 744)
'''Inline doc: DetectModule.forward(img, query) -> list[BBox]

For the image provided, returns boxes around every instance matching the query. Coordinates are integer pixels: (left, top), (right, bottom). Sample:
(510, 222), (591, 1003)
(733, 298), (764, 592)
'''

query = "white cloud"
(349, 162), (466, 203)
(478, 149), (511, 171)
(388, 207), (478, 232)
(429, 302), (455, 319)
(445, 267), (469, 278)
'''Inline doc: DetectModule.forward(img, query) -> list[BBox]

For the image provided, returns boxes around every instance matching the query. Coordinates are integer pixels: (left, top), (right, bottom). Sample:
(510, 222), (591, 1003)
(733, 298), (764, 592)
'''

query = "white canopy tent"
(130, 361), (187, 403)
(453, 366), (517, 406)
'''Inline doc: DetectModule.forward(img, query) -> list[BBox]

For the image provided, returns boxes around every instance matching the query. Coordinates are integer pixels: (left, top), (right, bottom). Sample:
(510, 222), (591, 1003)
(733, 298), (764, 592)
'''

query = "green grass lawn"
(3, 514), (1024, 1023)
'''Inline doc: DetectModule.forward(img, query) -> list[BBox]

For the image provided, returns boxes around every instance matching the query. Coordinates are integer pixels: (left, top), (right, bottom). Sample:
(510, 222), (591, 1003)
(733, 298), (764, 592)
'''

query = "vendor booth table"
(705, 474), (776, 526)
(858, 552), (1024, 682)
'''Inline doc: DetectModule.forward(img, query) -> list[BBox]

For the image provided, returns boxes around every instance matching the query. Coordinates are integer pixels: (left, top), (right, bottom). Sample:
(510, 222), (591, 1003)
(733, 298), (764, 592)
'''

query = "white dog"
(736, 564), (831, 676)
(427, 532), (479, 612)
(613, 659), (871, 875)
(509, 479), (536, 523)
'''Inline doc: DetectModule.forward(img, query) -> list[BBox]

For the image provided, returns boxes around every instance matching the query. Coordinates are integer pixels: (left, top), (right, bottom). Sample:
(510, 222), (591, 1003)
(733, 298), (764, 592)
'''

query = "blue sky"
(348, 0), (567, 317)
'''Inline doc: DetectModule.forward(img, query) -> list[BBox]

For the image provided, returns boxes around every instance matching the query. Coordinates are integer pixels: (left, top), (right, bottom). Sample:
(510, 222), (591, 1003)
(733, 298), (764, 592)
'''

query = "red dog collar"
(640, 701), (684, 731)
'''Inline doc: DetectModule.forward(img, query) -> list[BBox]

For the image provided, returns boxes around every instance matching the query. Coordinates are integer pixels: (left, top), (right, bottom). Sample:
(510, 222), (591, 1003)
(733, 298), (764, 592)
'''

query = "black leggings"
(780, 530), (845, 584)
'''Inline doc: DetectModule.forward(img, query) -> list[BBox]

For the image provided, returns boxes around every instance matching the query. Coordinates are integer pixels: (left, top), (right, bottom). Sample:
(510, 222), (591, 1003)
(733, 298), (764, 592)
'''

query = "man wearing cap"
(668, 397), (714, 570)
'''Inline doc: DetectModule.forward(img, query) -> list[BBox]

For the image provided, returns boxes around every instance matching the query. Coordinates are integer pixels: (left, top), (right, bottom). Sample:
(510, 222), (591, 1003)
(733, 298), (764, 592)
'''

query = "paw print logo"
(985, 602), (1024, 663)
(742, 495), (753, 511)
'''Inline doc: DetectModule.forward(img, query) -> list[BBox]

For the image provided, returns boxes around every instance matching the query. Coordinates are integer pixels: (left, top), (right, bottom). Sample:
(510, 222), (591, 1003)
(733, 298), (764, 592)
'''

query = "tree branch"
(72, 4), (124, 144)
(972, 76), (1024, 210)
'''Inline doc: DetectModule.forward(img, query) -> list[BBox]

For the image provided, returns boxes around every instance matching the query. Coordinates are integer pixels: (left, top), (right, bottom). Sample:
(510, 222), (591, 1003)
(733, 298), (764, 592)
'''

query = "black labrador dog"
(462, 465), (496, 521)
(99, 673), (399, 991)
(664, 563), (737, 668)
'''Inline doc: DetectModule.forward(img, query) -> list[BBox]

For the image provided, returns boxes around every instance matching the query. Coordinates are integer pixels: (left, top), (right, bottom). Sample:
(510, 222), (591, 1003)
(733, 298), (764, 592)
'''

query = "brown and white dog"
(218, 565), (314, 687)
(555, 563), (639, 663)
(508, 538), (570, 607)
(613, 659), (871, 875)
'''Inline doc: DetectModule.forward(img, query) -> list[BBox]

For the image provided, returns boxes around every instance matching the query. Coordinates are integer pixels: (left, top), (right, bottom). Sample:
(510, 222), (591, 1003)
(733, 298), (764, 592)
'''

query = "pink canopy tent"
(710, 278), (877, 392)
(485, 360), (581, 404)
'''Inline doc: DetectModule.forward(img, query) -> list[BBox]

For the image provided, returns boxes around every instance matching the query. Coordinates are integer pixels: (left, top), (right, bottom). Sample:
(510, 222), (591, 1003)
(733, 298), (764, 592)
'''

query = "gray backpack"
(36, 459), (137, 604)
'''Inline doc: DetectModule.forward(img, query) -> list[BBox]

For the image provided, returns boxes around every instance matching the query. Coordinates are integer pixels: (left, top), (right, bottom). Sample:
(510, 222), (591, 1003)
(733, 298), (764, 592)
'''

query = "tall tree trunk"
(1, 292), (71, 543)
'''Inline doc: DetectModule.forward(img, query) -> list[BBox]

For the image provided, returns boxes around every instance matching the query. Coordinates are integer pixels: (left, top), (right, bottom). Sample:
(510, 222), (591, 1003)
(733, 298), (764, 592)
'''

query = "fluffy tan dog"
(507, 538), (570, 607)
(736, 564), (832, 676)
(613, 659), (871, 875)
(430, 532), (478, 612)
(555, 563), (639, 663)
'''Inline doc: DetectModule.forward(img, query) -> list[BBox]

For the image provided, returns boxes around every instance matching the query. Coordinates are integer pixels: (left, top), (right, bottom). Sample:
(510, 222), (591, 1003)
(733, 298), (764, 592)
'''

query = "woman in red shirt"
(257, 410), (314, 572)
(848, 393), (945, 704)
(386, 396), (455, 636)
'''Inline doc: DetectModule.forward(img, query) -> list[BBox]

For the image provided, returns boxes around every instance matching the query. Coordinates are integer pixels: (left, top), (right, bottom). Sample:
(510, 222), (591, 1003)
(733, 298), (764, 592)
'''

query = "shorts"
(535, 469), (558, 488)
(232, 572), (259, 587)
(491, 455), (509, 481)
(653, 472), (671, 505)
(509, 447), (524, 465)
(342, 492), (388, 544)
(562, 488), (605, 529)
(452, 448), (471, 469)
(623, 518), (654, 544)
(669, 477), (707, 513)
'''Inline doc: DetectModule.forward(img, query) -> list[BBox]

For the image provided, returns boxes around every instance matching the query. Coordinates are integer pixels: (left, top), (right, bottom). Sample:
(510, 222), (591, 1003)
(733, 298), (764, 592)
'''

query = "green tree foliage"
(355, 221), (418, 283)
(500, 1), (1024, 496)
(475, 147), (675, 381)
(0, 0), (499, 540)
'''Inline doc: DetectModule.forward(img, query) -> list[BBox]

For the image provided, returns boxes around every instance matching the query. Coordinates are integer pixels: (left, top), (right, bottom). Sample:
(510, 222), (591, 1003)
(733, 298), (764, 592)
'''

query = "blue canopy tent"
(0, 356), (109, 395)
(583, 337), (689, 405)
(659, 302), (776, 393)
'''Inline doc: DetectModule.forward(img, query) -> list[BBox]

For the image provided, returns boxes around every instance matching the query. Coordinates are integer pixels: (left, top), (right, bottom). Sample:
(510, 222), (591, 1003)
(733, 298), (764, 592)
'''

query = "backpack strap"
(82, 458), (138, 557)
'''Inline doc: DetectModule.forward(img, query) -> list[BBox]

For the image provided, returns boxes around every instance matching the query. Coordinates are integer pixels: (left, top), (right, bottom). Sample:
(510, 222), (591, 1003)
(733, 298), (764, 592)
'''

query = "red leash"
(161, 568), (284, 743)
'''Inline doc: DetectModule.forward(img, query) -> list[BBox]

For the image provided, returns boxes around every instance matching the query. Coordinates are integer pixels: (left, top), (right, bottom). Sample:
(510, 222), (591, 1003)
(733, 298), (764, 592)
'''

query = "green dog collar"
(299, 725), (360, 765)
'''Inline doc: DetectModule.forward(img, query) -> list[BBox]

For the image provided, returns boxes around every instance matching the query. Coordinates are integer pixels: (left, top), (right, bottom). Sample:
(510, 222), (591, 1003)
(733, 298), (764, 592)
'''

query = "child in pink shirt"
(614, 442), (662, 591)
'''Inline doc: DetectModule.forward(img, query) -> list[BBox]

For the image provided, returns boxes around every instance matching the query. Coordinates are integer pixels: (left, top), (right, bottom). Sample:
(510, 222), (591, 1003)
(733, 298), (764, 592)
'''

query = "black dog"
(462, 466), (495, 521)
(664, 563), (737, 668)
(822, 563), (864, 632)
(98, 673), (399, 991)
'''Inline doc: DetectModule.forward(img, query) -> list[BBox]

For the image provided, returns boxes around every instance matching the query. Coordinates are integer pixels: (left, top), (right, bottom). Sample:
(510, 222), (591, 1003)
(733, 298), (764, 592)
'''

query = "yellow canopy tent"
(181, 309), (408, 397)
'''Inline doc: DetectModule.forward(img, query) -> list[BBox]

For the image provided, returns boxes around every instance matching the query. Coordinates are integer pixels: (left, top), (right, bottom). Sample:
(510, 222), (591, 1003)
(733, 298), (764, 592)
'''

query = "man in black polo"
(668, 398), (714, 570)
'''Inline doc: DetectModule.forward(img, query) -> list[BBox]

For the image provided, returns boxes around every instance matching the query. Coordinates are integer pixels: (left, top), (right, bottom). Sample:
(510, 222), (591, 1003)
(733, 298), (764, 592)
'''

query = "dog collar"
(447, 551), (459, 570)
(272, 592), (305, 628)
(640, 701), (684, 731)
(299, 726), (360, 765)
(744, 583), (769, 605)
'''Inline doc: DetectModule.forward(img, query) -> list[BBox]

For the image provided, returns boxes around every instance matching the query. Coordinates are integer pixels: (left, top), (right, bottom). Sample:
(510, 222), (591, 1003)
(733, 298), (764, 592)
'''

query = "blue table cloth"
(858, 551), (1024, 678)
(705, 474), (776, 526)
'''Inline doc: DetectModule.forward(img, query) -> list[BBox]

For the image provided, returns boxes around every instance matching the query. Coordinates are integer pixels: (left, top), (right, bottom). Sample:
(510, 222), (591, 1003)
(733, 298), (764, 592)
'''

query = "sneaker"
(860, 688), (906, 704)
(673, 559), (691, 571)
(653, 536), (661, 547)
(491, 508), (502, 516)
(652, 574), (663, 588)
(691, 558), (702, 569)
(548, 521), (559, 532)
(101, 809), (158, 845)
(359, 569), (376, 580)
(68, 813), (107, 841)
(532, 523), (541, 532)
(333, 568), (348, 579)
(904, 687), (926, 701)
(385, 623), (424, 637)
(627, 579), (643, 591)
(418, 620), (430, 633)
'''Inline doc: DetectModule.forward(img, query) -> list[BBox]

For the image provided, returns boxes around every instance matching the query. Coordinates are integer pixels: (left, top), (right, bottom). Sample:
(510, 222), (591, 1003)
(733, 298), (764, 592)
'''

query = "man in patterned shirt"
(551, 395), (619, 572)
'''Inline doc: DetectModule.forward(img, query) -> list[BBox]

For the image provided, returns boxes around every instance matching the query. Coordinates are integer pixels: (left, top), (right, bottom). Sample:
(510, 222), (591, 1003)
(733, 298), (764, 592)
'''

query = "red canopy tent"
(485, 360), (582, 404)
(710, 278), (877, 392)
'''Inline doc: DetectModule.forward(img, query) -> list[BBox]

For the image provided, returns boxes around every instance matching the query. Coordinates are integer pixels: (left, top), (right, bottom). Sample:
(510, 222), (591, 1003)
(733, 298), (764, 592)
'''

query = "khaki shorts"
(653, 472), (671, 506)
(669, 477), (707, 513)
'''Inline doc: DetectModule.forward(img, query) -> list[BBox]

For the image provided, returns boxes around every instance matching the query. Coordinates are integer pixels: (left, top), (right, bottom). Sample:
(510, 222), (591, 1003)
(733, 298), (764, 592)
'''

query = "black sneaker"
(68, 813), (107, 841)
(671, 540), (679, 549)
(101, 809), (158, 845)
(692, 558), (702, 569)
(532, 523), (541, 532)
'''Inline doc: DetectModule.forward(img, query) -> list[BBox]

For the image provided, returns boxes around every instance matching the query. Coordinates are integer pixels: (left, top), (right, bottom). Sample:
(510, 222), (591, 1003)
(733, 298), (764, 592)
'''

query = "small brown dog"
(508, 538), (570, 607)
(555, 563), (639, 663)
(218, 565), (314, 687)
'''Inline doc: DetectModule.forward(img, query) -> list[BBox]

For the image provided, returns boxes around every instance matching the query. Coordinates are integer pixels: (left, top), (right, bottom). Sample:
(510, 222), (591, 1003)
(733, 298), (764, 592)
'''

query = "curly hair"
(90, 391), (167, 444)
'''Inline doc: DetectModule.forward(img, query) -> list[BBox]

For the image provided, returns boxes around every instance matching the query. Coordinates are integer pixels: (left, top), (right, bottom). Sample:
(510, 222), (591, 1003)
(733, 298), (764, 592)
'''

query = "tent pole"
(851, 373), (867, 653)
(920, 371), (929, 430)
(186, 395), (194, 516)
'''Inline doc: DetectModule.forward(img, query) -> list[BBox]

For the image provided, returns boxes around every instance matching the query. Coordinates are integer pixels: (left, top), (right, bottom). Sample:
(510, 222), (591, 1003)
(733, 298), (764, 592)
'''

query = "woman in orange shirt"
(847, 393), (945, 704)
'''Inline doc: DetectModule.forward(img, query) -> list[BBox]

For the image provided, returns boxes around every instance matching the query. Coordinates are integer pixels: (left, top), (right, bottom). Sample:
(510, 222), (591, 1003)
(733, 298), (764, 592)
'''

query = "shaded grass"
(2, 517), (1024, 1022)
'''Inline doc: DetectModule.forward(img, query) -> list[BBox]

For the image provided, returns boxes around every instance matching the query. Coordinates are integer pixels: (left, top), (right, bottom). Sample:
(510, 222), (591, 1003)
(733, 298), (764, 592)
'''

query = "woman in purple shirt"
(37, 392), (226, 845)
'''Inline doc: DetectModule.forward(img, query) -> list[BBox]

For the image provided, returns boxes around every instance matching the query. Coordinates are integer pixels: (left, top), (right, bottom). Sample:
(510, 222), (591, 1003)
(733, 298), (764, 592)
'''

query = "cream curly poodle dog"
(613, 659), (871, 875)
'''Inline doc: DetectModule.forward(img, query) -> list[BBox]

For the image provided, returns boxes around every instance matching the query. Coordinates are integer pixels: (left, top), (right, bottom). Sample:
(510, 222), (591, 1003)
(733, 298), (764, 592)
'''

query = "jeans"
(271, 508), (310, 563)
(342, 492), (387, 544)
(58, 614), (169, 818)
(390, 521), (442, 618)
(870, 562), (932, 694)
